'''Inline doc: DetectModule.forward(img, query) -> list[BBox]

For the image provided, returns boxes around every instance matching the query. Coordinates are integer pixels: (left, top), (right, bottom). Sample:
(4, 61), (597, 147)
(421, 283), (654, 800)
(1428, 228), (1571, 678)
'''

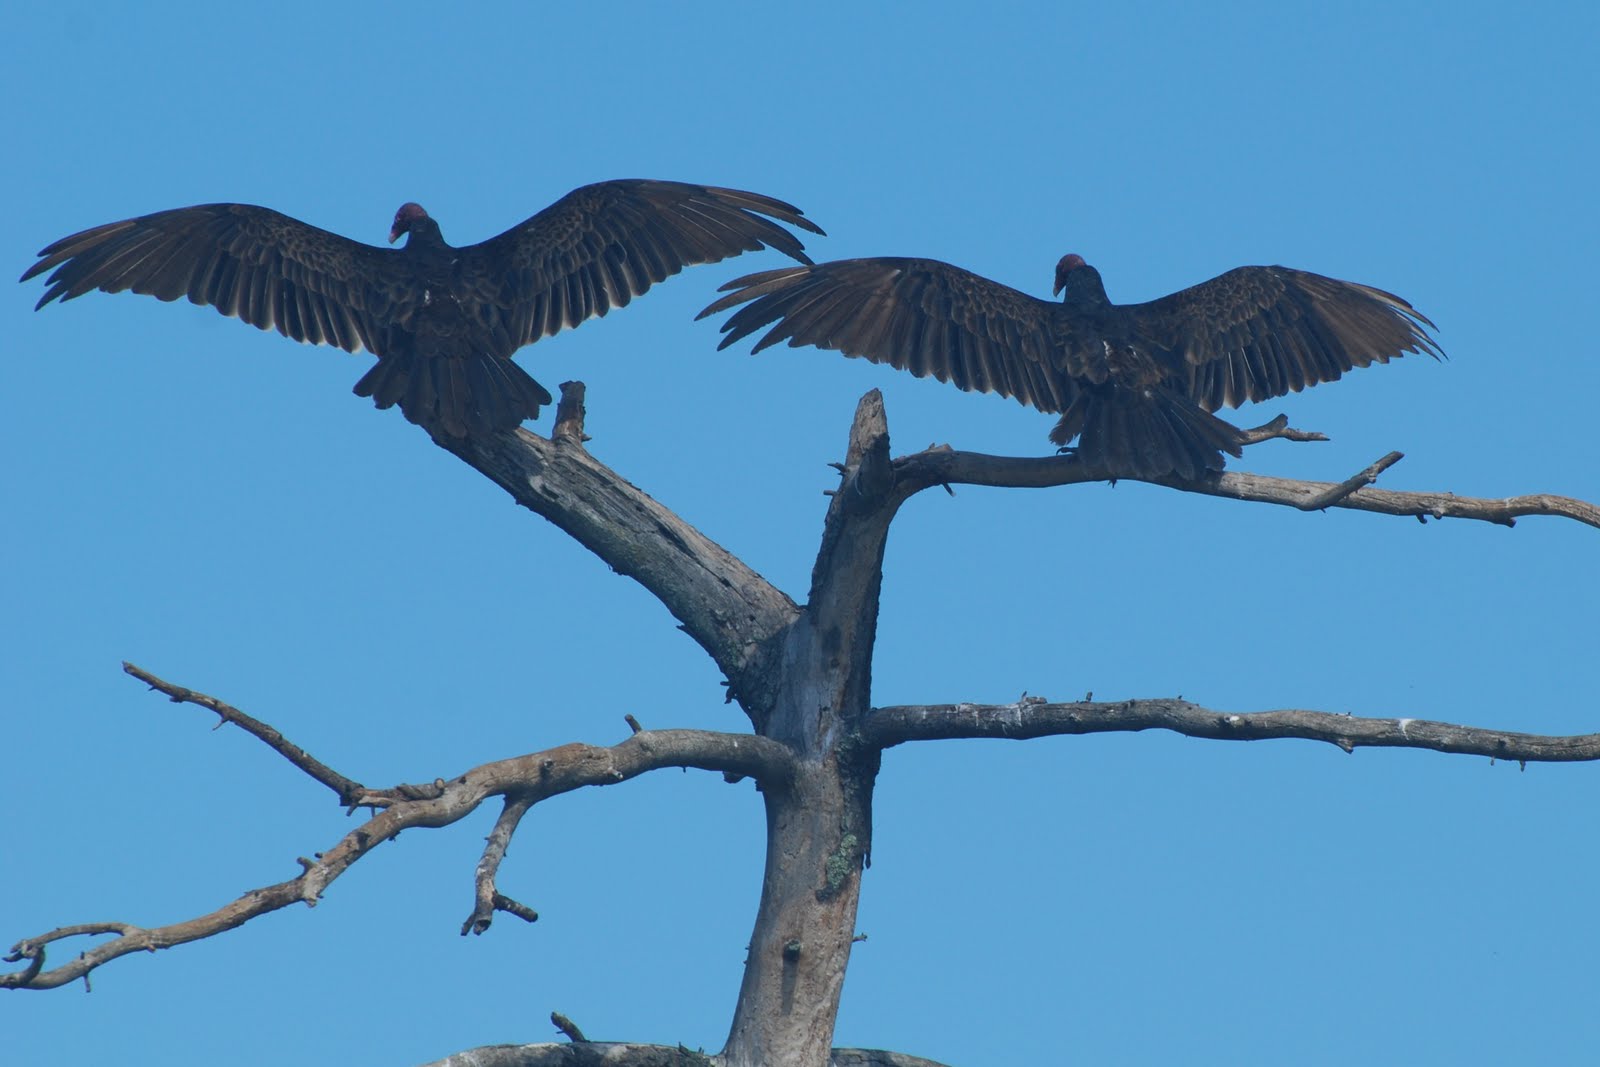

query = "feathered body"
(25, 180), (824, 437)
(703, 252), (1443, 479)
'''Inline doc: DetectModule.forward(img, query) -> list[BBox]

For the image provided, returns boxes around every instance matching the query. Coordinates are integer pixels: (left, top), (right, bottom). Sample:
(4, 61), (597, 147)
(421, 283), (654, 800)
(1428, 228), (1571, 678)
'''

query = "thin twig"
(122, 662), (366, 804)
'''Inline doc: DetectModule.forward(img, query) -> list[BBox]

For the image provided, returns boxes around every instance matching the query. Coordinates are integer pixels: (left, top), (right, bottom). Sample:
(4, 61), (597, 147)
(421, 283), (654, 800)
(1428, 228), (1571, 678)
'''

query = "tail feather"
(1051, 384), (1246, 479)
(354, 350), (553, 438)
(406, 356), (442, 432)
(442, 357), (470, 436)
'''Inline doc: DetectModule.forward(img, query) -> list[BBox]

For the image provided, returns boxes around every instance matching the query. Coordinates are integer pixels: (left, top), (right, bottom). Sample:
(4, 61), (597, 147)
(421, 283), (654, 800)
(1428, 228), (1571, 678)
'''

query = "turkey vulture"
(701, 253), (1443, 479)
(23, 180), (824, 438)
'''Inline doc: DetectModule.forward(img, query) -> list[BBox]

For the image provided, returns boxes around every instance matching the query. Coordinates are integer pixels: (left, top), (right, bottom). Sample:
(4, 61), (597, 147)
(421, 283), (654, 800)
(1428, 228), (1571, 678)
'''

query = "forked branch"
(889, 445), (1600, 529)
(3, 669), (794, 991)
(428, 385), (1594, 734)
(865, 698), (1600, 762)
(463, 795), (540, 936)
(16, 388), (1596, 1067)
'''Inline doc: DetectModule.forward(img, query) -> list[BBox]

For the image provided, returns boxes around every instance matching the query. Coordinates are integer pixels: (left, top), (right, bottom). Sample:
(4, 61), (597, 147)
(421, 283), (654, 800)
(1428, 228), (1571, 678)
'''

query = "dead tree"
(6, 383), (1598, 1067)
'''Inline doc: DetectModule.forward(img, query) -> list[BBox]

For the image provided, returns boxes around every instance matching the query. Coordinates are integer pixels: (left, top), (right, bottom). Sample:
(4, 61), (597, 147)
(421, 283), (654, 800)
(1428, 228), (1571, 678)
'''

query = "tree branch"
(890, 446), (1600, 530)
(1295, 451), (1404, 511)
(864, 698), (1600, 761)
(463, 795), (540, 936)
(1239, 413), (1329, 445)
(3, 671), (795, 991)
(434, 383), (801, 721)
(422, 1044), (716, 1066)
(123, 661), (367, 805)
(418, 1044), (954, 1066)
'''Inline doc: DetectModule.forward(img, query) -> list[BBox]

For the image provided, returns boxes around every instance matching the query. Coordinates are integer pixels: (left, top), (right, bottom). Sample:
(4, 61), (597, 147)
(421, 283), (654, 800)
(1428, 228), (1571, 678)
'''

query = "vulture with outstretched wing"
(701, 253), (1442, 479)
(23, 180), (824, 437)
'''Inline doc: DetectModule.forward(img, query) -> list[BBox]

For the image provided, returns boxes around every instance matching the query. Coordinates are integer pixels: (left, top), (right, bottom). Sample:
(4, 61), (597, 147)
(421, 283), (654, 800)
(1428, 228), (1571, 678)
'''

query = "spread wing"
(699, 257), (1072, 413)
(458, 180), (824, 350)
(21, 203), (408, 354)
(1122, 266), (1444, 411)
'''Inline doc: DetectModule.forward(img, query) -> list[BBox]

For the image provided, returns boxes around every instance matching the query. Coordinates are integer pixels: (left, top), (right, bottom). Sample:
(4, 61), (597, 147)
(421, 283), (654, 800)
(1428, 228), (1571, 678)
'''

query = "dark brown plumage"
(702, 253), (1443, 479)
(23, 180), (824, 437)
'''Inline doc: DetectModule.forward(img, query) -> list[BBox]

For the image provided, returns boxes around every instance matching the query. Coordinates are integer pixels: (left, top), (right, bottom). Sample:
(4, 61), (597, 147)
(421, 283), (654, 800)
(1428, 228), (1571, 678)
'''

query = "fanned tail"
(353, 350), (553, 438)
(1050, 384), (1246, 480)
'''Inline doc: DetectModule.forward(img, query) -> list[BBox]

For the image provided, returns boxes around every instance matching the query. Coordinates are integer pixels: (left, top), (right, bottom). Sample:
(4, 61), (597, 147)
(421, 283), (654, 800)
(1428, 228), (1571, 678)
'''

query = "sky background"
(4, 3), (1597, 1064)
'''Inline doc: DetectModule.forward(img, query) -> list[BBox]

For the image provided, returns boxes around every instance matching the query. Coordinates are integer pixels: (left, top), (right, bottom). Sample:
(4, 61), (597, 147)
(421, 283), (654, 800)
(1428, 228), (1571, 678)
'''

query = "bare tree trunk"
(722, 759), (869, 1067)
(722, 394), (895, 1065)
(10, 384), (1596, 1067)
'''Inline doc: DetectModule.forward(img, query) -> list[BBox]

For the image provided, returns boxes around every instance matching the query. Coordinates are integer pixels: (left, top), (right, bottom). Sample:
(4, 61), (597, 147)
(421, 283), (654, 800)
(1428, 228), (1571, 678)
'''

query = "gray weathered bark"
(420, 1042), (952, 1066)
(9, 384), (1598, 1067)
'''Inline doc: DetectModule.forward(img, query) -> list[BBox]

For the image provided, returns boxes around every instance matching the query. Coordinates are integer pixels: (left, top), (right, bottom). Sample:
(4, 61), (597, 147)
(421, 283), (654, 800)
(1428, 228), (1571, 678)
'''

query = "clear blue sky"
(4, 3), (1597, 1064)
